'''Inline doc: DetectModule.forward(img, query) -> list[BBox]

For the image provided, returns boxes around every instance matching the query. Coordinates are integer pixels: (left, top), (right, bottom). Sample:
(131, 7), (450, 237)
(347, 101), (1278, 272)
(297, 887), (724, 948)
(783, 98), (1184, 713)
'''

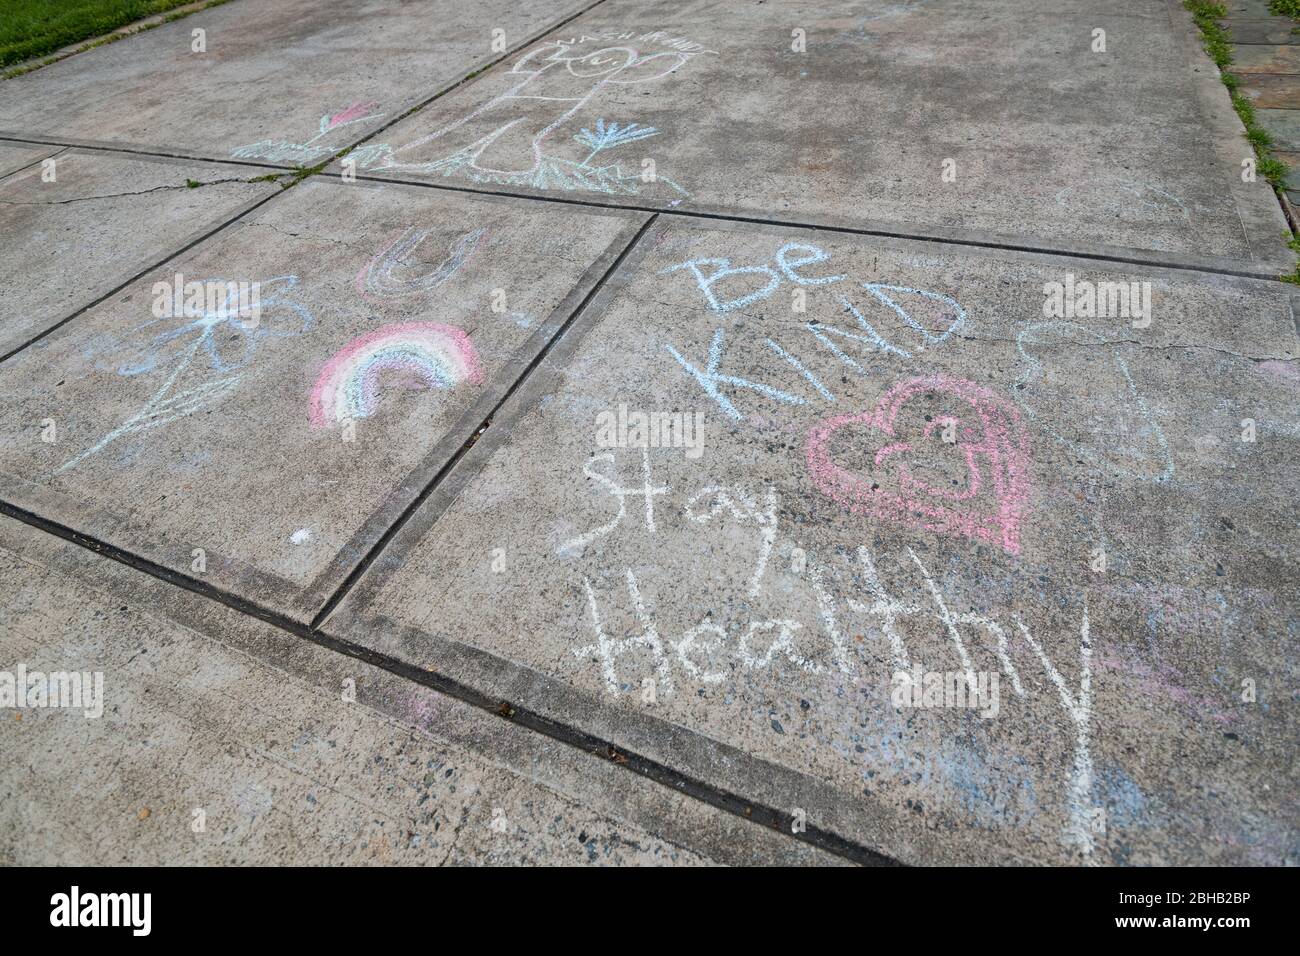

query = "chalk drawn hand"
(1012, 321), (1173, 482)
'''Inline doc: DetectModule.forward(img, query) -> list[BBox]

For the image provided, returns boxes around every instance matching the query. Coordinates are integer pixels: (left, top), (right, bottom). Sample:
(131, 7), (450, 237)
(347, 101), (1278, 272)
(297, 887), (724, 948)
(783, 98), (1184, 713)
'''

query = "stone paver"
(1225, 20), (1299, 45)
(345, 0), (1291, 274)
(1235, 72), (1300, 108)
(0, 515), (833, 865)
(0, 177), (643, 623)
(328, 219), (1300, 865)
(1256, 106), (1300, 150)
(0, 148), (277, 357)
(0, 0), (593, 162)
(1227, 43), (1300, 73)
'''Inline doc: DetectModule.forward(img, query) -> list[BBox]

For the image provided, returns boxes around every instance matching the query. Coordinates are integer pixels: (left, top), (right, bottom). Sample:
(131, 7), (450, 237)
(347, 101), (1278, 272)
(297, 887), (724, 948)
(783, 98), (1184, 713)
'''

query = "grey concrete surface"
(0, 141), (60, 180)
(0, 0), (593, 162)
(0, 515), (835, 865)
(0, 148), (278, 356)
(348, 0), (1292, 274)
(0, 177), (643, 622)
(330, 218), (1300, 865)
(0, 0), (1296, 868)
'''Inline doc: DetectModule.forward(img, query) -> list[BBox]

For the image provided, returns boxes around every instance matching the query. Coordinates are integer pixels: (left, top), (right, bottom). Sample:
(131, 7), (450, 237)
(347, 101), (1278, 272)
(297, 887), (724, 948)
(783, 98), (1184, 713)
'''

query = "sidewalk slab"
(0, 0), (592, 162)
(1235, 72), (1300, 108)
(0, 516), (832, 865)
(0, 148), (278, 357)
(1229, 43), (1300, 73)
(1225, 20), (1300, 45)
(0, 141), (60, 180)
(348, 0), (1292, 274)
(1256, 106), (1300, 149)
(330, 218), (1300, 865)
(0, 177), (644, 623)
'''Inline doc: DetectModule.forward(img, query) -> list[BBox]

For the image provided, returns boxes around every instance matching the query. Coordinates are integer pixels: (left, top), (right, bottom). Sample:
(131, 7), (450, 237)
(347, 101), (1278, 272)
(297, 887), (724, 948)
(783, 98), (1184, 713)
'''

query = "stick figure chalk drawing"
(357, 32), (713, 197)
(57, 277), (314, 475)
(230, 101), (384, 165)
(308, 322), (483, 429)
(1013, 321), (1174, 482)
(806, 376), (1032, 555)
(355, 226), (486, 300)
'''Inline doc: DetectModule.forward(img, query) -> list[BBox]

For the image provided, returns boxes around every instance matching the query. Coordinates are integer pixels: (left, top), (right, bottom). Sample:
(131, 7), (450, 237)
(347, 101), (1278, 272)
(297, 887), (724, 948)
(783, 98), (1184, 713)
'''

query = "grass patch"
(1185, 1), (1300, 279)
(0, 0), (206, 67)
(285, 158), (332, 188)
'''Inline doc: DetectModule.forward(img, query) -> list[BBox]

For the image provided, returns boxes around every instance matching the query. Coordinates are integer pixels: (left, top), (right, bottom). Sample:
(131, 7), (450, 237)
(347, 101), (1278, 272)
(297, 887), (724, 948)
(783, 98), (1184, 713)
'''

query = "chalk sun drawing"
(58, 277), (314, 475)
(308, 322), (483, 428)
(1013, 321), (1174, 482)
(806, 376), (1032, 554)
(355, 226), (486, 300)
(357, 32), (712, 198)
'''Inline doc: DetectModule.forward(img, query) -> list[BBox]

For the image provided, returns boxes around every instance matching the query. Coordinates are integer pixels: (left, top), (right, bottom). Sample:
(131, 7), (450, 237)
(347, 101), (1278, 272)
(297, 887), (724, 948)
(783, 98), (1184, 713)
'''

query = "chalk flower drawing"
(231, 101), (383, 165)
(355, 226), (486, 300)
(357, 32), (714, 197)
(308, 322), (483, 428)
(60, 277), (314, 474)
(806, 375), (1032, 554)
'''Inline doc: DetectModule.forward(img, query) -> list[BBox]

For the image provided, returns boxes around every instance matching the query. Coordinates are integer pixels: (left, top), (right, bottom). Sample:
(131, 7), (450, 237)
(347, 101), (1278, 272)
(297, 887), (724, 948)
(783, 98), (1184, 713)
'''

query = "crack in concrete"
(0, 175), (277, 206)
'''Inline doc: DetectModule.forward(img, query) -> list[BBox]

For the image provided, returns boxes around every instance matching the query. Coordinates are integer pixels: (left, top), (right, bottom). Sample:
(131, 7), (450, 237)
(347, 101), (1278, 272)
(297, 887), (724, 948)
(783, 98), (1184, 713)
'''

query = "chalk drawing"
(1257, 359), (1300, 385)
(59, 276), (314, 474)
(558, 446), (668, 555)
(666, 328), (809, 421)
(661, 242), (967, 421)
(231, 101), (383, 164)
(1013, 321), (1174, 482)
(806, 376), (1032, 554)
(1015, 603), (1095, 861)
(575, 569), (674, 694)
(358, 33), (711, 197)
(308, 322), (482, 428)
(574, 119), (661, 165)
(355, 226), (486, 300)
(685, 485), (778, 597)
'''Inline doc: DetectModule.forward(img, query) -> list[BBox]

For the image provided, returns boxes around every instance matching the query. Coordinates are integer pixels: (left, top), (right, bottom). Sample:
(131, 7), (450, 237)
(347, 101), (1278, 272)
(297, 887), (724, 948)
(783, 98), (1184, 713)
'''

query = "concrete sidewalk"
(0, 0), (1295, 866)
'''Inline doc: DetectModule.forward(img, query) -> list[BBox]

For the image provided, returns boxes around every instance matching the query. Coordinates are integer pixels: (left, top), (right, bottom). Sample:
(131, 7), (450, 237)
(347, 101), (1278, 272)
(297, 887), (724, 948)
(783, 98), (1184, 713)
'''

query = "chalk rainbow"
(309, 322), (482, 428)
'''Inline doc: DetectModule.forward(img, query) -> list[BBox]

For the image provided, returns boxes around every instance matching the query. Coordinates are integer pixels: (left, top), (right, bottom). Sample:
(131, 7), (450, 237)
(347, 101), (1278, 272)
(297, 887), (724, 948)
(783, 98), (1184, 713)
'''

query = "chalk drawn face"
(566, 46), (638, 77)
(309, 322), (483, 429)
(806, 376), (1032, 554)
(1013, 321), (1173, 482)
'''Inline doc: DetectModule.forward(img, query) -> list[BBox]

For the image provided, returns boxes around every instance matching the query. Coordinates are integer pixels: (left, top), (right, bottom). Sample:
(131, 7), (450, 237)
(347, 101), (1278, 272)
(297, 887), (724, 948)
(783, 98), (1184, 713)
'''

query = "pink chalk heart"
(806, 376), (1032, 554)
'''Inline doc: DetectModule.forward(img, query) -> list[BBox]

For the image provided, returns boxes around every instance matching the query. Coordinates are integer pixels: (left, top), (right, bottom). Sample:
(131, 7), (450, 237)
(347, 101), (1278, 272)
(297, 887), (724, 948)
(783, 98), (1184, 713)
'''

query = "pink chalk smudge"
(325, 101), (379, 131)
(1257, 359), (1300, 385)
(806, 375), (1032, 554)
(1096, 652), (1233, 724)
